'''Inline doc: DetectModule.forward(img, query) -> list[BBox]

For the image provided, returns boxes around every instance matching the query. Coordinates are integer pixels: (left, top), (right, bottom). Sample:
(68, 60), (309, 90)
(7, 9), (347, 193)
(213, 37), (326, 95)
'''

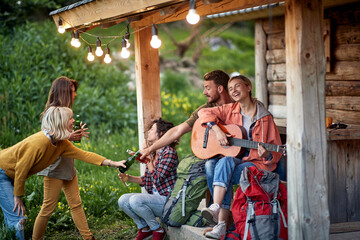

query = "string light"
(186, 0), (200, 25)
(58, 17), (65, 34)
(150, 24), (162, 49)
(104, 46), (112, 63)
(72, 31), (81, 48)
(120, 37), (130, 59)
(87, 46), (95, 62)
(95, 37), (104, 56)
(124, 25), (131, 48)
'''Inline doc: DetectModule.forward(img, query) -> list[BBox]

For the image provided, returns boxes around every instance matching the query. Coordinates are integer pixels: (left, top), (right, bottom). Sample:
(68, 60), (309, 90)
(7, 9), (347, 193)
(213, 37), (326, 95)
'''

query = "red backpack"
(222, 166), (288, 240)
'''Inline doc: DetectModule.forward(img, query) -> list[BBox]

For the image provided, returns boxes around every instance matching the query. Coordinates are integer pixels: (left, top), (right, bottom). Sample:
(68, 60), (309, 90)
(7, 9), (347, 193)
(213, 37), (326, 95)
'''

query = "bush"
(0, 20), (136, 147)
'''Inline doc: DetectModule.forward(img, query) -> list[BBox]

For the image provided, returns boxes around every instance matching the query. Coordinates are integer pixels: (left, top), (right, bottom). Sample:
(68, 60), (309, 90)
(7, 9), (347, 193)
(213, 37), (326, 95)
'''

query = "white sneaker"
(201, 203), (220, 226)
(205, 221), (226, 239)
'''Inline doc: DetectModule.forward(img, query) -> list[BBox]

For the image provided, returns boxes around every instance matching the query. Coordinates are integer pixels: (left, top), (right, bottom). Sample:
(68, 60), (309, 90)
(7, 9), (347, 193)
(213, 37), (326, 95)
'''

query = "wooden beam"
(51, 0), (184, 31)
(131, 0), (283, 27)
(285, 0), (329, 239)
(134, 25), (162, 167)
(255, 20), (268, 108)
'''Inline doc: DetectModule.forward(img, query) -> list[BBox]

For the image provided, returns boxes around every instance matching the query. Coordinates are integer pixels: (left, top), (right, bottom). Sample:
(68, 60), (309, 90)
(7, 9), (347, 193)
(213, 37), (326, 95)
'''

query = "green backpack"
(162, 155), (208, 227)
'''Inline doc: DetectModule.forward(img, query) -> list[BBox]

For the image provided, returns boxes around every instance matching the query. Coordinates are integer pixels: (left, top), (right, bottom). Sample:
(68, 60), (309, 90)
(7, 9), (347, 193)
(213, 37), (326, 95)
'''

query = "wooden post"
(285, 0), (329, 239)
(255, 19), (268, 108)
(133, 25), (162, 177)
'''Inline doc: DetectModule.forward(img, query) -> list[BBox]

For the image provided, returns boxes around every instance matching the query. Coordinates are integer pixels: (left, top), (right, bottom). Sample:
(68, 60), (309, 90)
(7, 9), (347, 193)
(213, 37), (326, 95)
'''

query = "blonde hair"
(41, 106), (73, 142)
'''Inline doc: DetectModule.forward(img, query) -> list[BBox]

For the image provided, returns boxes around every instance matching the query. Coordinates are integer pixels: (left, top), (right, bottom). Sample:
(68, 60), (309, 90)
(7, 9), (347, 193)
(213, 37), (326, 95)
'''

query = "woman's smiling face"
(228, 78), (251, 102)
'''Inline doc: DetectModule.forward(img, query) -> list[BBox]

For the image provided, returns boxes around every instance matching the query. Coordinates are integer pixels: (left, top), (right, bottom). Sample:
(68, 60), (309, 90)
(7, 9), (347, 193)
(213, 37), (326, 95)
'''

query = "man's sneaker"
(201, 203), (220, 226)
(205, 221), (226, 239)
(135, 228), (153, 240)
(152, 228), (166, 240)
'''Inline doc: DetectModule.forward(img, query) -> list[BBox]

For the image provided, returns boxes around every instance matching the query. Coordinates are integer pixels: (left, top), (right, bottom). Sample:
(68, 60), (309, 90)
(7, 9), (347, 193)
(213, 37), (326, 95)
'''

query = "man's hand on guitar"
(258, 143), (270, 158)
(212, 125), (231, 146)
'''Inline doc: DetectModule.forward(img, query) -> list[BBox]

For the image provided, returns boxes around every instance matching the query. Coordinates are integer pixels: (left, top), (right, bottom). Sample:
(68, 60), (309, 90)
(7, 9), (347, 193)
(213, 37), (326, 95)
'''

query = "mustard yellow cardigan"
(0, 131), (105, 196)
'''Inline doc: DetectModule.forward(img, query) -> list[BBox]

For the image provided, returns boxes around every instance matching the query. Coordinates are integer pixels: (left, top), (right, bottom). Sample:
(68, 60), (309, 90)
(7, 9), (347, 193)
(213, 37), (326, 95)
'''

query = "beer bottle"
(73, 115), (81, 143)
(118, 151), (141, 173)
(126, 149), (150, 164)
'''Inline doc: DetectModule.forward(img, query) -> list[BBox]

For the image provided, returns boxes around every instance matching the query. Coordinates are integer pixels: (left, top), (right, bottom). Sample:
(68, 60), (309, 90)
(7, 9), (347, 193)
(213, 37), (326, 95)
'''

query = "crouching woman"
(118, 118), (179, 240)
(0, 106), (125, 240)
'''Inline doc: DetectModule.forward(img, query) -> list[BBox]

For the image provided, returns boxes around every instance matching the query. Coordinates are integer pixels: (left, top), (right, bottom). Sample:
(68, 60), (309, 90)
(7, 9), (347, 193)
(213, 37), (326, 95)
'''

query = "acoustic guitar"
(191, 119), (286, 159)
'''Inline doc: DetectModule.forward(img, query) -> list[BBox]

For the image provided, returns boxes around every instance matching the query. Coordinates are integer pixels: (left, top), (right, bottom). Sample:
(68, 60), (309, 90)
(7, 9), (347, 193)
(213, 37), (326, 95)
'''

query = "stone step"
(167, 225), (208, 240)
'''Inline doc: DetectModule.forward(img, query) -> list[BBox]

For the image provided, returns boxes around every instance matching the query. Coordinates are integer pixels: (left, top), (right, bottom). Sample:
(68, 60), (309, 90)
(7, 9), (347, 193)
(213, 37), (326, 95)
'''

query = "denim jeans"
(118, 193), (166, 230)
(0, 169), (26, 240)
(205, 157), (255, 209)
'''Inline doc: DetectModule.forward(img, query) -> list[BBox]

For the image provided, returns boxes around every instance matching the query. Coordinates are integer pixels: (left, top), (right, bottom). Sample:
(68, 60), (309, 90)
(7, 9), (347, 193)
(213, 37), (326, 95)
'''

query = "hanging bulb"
(104, 46), (112, 64)
(186, 0), (200, 25)
(70, 32), (76, 46)
(125, 25), (131, 48)
(87, 46), (95, 62)
(120, 37), (130, 59)
(58, 17), (65, 34)
(73, 30), (81, 48)
(150, 24), (162, 49)
(95, 37), (103, 57)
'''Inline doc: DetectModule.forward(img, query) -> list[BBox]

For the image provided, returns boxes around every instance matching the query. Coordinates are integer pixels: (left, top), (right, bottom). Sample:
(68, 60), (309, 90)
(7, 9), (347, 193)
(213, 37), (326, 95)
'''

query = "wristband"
(206, 121), (216, 129)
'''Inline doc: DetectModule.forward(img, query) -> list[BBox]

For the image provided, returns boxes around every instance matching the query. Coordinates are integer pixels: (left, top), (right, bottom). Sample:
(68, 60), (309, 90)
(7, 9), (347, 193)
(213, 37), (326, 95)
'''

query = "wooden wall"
(261, 2), (360, 127)
(327, 140), (360, 223)
(257, 2), (360, 224)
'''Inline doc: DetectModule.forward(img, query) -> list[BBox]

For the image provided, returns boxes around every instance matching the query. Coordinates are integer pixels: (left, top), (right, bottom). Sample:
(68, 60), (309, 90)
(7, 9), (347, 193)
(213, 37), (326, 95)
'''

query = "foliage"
(0, 20), (136, 147)
(198, 25), (255, 76)
(0, 222), (16, 240)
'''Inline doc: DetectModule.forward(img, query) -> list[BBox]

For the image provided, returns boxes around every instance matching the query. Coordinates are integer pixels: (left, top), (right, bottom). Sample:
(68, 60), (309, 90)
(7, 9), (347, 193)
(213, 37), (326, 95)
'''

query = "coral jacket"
(198, 101), (282, 171)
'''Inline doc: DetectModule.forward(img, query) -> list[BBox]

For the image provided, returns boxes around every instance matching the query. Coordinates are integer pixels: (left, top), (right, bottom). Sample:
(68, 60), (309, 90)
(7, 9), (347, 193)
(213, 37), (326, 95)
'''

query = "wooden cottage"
(50, 0), (360, 238)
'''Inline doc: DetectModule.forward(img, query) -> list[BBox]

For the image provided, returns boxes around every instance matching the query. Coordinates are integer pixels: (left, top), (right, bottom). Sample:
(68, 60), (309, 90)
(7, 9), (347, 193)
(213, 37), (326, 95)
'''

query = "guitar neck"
(229, 138), (281, 153)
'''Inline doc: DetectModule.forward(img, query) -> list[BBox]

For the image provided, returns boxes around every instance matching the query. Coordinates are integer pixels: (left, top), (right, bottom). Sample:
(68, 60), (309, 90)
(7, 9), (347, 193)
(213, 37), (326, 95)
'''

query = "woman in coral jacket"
(0, 106), (125, 240)
(198, 75), (282, 239)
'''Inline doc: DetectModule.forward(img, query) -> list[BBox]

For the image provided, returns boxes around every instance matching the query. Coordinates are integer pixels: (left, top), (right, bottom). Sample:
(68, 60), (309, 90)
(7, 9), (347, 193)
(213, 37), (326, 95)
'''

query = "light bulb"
(104, 54), (112, 64)
(73, 39), (81, 48)
(58, 18), (65, 34)
(150, 35), (162, 49)
(120, 47), (130, 59)
(70, 32), (76, 46)
(186, 9), (200, 25)
(104, 46), (112, 63)
(95, 37), (103, 56)
(87, 52), (95, 62)
(73, 31), (81, 48)
(87, 46), (94, 62)
(58, 25), (65, 34)
(95, 47), (103, 56)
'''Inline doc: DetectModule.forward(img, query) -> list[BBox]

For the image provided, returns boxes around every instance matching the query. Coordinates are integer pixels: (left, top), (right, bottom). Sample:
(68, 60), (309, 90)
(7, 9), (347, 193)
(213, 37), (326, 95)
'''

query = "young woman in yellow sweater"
(32, 76), (95, 240)
(0, 106), (125, 240)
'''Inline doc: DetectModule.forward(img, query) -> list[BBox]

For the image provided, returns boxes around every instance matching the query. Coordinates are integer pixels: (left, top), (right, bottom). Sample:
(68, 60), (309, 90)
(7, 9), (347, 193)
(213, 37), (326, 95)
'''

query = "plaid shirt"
(141, 146), (178, 196)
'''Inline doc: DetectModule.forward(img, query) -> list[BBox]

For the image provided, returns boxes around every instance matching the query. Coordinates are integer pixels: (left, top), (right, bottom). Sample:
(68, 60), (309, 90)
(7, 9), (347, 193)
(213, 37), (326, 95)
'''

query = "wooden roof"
(49, 0), (283, 31)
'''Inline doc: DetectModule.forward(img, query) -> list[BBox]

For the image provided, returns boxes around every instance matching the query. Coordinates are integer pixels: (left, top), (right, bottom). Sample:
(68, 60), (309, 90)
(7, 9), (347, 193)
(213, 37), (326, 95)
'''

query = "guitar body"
(191, 119), (247, 159)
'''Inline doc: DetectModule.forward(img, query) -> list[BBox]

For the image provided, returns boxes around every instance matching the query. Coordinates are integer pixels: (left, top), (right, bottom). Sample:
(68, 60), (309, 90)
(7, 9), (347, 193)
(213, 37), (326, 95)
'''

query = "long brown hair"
(42, 76), (78, 117)
(146, 118), (178, 148)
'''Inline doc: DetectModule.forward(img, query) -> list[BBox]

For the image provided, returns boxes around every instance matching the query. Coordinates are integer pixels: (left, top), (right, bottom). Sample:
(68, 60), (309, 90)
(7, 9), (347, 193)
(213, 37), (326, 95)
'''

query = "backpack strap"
(271, 200), (279, 239)
(181, 176), (191, 217)
(277, 200), (288, 228)
(243, 200), (260, 240)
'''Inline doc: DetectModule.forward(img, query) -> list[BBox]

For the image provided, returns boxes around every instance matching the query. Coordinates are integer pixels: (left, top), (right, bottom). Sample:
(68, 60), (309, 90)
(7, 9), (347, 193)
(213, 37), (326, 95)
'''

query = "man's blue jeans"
(205, 157), (255, 210)
(118, 193), (166, 230)
(0, 169), (26, 240)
